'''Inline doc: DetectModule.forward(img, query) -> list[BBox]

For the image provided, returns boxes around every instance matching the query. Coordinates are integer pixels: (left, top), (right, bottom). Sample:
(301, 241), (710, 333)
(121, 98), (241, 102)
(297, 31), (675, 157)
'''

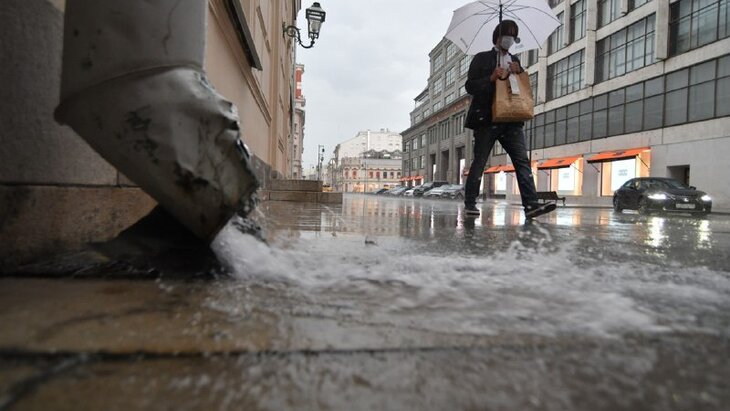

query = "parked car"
(403, 188), (415, 197)
(373, 188), (389, 195)
(413, 181), (449, 197)
(442, 184), (465, 200)
(423, 185), (448, 198)
(613, 177), (712, 216)
(384, 186), (409, 196)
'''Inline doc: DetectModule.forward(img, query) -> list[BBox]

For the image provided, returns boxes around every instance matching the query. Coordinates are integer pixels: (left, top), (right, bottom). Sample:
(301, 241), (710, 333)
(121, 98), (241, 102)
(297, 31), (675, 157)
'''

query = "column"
(655, 0), (670, 60)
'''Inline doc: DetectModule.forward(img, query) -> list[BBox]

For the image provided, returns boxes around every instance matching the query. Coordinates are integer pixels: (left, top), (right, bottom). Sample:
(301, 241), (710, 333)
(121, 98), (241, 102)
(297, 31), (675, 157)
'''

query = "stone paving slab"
(1, 334), (728, 411)
(0, 278), (507, 355)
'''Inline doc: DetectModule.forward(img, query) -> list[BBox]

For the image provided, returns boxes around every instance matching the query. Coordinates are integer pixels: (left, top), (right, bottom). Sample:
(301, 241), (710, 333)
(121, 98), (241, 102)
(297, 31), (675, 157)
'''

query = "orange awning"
(587, 147), (649, 162)
(538, 155), (581, 169)
(484, 165), (516, 173)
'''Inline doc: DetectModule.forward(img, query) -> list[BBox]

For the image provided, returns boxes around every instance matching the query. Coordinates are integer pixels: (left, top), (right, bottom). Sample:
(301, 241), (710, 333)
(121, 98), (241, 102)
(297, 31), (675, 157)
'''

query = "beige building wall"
(206, 0), (300, 183)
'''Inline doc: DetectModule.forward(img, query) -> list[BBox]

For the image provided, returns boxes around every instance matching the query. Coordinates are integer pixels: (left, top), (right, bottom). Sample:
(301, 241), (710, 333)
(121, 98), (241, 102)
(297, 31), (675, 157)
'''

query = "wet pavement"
(1, 194), (729, 410)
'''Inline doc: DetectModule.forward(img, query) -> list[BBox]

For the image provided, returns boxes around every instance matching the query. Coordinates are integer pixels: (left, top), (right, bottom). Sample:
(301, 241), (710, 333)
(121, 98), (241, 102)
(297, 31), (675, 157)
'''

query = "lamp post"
(317, 145), (325, 181)
(283, 2), (326, 49)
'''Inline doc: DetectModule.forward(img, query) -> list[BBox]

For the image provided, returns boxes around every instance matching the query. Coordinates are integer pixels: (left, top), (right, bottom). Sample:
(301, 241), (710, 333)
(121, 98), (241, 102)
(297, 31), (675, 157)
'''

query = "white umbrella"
(445, 0), (561, 55)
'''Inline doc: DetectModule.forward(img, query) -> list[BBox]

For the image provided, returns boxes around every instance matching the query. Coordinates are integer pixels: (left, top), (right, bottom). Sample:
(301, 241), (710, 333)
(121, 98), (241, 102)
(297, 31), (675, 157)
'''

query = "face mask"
(500, 36), (515, 50)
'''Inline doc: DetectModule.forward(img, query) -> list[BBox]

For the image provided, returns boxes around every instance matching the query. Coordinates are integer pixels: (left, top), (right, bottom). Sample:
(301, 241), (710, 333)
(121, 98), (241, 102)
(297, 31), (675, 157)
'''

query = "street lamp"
(317, 145), (325, 181)
(283, 2), (326, 49)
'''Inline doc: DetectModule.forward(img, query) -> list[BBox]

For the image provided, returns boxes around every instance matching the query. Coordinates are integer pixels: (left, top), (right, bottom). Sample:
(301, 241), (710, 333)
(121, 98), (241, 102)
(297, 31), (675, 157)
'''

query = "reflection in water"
(646, 216), (666, 249)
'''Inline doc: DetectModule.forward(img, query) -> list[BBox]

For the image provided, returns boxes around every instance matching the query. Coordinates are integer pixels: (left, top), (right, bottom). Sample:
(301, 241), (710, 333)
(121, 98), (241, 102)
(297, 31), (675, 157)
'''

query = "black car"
(413, 181), (449, 197)
(613, 177), (712, 216)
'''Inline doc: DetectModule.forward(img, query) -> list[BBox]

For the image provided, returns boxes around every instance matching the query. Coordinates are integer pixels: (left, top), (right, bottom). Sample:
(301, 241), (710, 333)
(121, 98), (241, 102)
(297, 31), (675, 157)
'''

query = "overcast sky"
(297, 0), (469, 168)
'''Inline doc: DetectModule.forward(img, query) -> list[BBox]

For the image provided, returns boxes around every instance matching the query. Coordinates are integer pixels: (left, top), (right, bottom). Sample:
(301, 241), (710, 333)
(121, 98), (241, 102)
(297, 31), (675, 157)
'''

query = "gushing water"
(209, 206), (730, 339)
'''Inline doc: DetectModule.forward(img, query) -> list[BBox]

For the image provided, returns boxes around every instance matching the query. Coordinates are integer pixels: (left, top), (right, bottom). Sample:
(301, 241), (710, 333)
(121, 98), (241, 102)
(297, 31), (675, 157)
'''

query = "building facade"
(402, 0), (730, 211)
(332, 129), (403, 193)
(0, 0), (304, 268)
(289, 64), (306, 179)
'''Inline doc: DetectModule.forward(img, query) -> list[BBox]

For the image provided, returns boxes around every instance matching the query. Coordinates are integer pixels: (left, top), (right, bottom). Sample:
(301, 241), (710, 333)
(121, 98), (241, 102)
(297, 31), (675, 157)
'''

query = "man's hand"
(508, 61), (522, 74)
(491, 67), (508, 81)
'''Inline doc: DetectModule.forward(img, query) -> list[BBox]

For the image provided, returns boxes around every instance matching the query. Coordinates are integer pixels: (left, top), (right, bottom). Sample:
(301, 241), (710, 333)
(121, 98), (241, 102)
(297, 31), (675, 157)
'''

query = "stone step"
(269, 179), (322, 192)
(258, 190), (342, 204)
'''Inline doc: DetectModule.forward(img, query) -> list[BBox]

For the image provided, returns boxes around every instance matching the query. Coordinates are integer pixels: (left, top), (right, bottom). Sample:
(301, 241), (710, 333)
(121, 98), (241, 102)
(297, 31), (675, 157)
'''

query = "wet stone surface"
(1, 195), (729, 410)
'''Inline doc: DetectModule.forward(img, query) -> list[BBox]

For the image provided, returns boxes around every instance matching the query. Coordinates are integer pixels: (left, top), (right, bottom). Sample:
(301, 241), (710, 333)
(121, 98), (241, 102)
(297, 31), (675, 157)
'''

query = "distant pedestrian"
(462, 20), (554, 219)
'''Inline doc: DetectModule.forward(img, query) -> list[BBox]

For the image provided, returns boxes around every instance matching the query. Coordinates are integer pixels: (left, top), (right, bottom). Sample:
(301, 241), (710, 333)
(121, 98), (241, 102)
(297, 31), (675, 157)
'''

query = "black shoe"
(464, 204), (480, 215)
(525, 202), (556, 219)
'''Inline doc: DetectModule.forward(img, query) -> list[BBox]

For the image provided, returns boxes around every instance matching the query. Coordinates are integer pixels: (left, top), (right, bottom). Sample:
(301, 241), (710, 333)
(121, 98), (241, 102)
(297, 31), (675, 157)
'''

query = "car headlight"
(701, 195), (712, 202)
(648, 193), (668, 200)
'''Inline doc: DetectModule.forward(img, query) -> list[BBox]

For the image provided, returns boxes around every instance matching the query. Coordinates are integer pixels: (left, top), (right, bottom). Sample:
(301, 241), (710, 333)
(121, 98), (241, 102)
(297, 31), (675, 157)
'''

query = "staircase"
(259, 180), (342, 204)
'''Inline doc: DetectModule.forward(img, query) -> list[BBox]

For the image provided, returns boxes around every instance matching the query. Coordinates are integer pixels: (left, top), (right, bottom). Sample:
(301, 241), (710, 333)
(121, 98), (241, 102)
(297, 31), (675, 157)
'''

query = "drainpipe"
(55, 0), (259, 242)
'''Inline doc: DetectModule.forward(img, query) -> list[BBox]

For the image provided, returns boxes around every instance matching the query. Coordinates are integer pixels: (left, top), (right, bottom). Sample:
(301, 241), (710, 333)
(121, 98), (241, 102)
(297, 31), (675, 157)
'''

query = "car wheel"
(638, 198), (651, 215)
(455, 193), (464, 200)
(613, 196), (623, 213)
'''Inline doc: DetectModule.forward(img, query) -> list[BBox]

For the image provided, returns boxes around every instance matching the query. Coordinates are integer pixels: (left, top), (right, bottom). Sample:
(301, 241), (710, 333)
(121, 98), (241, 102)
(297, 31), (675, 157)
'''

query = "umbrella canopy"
(445, 0), (561, 55)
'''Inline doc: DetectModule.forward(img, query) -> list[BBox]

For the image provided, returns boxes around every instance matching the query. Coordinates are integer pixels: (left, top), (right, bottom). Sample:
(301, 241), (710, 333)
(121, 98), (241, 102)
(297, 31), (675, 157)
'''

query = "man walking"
(462, 20), (555, 219)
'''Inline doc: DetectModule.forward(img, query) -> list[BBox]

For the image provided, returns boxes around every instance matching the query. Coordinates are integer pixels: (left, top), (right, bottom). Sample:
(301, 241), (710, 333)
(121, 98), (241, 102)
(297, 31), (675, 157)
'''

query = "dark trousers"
(464, 124), (538, 209)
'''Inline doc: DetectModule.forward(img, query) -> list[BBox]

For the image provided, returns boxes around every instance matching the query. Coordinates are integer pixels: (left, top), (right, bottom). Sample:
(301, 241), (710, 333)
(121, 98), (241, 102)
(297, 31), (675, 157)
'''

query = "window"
(593, 94), (608, 138)
(445, 92), (455, 105)
(433, 76), (443, 95)
(534, 114), (545, 149)
(421, 134), (427, 147)
(579, 99), (593, 141)
(567, 103), (580, 143)
(688, 60), (716, 121)
(670, 0), (730, 56)
(625, 83), (644, 132)
(432, 53), (444, 72)
(548, 12), (564, 54)
(571, 0), (587, 42)
(526, 49), (538, 67)
(413, 138), (419, 150)
(596, 15), (655, 82)
(433, 101), (443, 112)
(608, 88), (625, 136)
(420, 155), (425, 169)
(445, 66), (457, 86)
(629, 0), (650, 11)
(549, 0), (563, 7)
(718, 55), (730, 117)
(460, 55), (471, 76)
(665, 69), (689, 126)
(547, 49), (585, 100)
(598, 0), (621, 28)
(412, 158), (418, 170)
(557, 166), (577, 192)
(446, 43), (457, 61)
(544, 110), (556, 147)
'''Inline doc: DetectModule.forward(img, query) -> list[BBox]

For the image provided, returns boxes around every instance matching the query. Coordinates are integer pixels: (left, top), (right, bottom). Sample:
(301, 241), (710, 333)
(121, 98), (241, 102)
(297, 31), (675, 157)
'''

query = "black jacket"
(464, 49), (523, 130)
